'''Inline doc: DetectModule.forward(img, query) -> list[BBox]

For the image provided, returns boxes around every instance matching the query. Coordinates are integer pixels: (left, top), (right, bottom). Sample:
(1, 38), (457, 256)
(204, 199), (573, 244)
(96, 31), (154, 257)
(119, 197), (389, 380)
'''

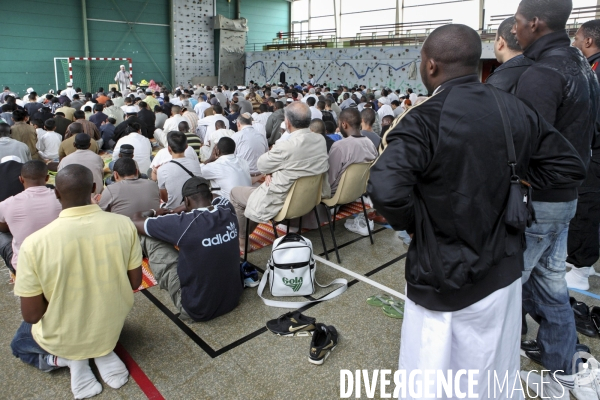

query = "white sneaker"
(521, 370), (570, 399)
(344, 214), (373, 237)
(566, 266), (592, 291)
(397, 230), (412, 245)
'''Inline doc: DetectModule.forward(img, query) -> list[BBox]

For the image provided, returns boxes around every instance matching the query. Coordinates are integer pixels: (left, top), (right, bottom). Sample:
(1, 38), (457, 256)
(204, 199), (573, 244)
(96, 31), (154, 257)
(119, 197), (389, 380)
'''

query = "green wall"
(0, 0), (171, 97)
(215, 0), (290, 46)
(0, 0), (83, 96)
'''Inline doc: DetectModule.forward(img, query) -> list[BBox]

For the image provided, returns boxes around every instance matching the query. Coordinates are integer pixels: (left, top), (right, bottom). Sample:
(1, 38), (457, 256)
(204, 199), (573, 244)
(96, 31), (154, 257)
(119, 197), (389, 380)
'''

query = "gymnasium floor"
(1, 217), (600, 399)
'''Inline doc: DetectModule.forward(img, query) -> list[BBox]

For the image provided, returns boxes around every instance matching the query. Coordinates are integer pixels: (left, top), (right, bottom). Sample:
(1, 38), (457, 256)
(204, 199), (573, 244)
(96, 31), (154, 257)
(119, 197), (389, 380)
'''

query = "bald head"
(55, 164), (94, 208)
(69, 122), (84, 135)
(178, 121), (190, 133)
(420, 24), (481, 93)
(422, 24), (481, 69)
(284, 102), (311, 131)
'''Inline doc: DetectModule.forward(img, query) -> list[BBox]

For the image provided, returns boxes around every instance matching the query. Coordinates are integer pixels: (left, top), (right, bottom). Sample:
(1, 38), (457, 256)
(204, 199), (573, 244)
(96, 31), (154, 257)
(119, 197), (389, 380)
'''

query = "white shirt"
(301, 94), (318, 104)
(310, 107), (323, 120)
(113, 132), (152, 173)
(83, 101), (96, 111)
(378, 104), (395, 119)
(150, 146), (200, 169)
(276, 132), (291, 144)
(194, 101), (211, 118)
(162, 115), (187, 134)
(252, 122), (266, 136)
(36, 130), (61, 160)
(170, 97), (182, 106)
(63, 87), (76, 100)
(231, 125), (269, 174)
(387, 92), (399, 103)
(200, 154), (251, 200)
(409, 93), (418, 104)
(198, 114), (230, 141)
(252, 112), (272, 126)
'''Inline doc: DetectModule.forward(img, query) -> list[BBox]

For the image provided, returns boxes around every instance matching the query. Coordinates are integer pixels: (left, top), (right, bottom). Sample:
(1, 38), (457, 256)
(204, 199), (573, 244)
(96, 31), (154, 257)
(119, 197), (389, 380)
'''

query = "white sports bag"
(257, 233), (348, 308)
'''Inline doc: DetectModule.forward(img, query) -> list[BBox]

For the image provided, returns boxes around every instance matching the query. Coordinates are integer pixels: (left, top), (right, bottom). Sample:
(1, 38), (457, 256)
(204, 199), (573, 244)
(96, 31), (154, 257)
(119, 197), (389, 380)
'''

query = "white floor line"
(314, 255), (407, 301)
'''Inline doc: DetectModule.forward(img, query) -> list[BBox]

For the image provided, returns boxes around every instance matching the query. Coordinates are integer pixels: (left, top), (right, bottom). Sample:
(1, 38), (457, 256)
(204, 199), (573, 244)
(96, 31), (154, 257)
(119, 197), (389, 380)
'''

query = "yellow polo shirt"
(14, 204), (142, 360)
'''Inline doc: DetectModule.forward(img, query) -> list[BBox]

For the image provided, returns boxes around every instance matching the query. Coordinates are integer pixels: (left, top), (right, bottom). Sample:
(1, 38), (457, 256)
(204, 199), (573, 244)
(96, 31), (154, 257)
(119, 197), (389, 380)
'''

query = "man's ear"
(585, 37), (595, 49)
(427, 58), (439, 78)
(91, 182), (96, 194)
(45, 174), (49, 183)
(18, 176), (24, 185)
(54, 186), (61, 200)
(497, 36), (506, 52)
(530, 17), (541, 34)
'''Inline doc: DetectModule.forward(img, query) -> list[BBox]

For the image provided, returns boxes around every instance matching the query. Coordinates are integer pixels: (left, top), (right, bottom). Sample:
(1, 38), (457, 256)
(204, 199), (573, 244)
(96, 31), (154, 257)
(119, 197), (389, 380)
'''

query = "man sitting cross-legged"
(0, 160), (62, 273)
(201, 137), (251, 200)
(132, 177), (243, 321)
(99, 158), (160, 216)
(11, 164), (142, 399)
(157, 131), (202, 209)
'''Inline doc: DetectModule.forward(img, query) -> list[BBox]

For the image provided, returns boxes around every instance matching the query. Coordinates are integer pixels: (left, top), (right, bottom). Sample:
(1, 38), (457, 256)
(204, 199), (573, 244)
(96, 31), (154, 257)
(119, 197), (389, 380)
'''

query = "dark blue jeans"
(10, 321), (56, 372)
(522, 200), (577, 375)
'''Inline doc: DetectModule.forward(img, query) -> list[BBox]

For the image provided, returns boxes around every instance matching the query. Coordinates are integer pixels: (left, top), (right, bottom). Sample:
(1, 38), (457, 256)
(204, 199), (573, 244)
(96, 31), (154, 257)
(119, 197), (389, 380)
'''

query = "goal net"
(54, 57), (132, 93)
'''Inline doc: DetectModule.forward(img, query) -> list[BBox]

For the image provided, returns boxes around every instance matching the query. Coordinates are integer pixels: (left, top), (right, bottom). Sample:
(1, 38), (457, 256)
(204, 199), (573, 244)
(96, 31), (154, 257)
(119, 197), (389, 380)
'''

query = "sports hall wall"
(1, 0), (290, 96)
(245, 46), (427, 93)
(1, 0), (171, 95)
(244, 43), (497, 90)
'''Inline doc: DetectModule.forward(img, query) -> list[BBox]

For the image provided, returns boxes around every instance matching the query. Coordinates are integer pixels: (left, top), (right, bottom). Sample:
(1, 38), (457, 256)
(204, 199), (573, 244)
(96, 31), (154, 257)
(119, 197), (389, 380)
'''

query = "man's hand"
(205, 146), (218, 164)
(155, 207), (172, 216)
(264, 174), (272, 186)
(91, 193), (101, 204)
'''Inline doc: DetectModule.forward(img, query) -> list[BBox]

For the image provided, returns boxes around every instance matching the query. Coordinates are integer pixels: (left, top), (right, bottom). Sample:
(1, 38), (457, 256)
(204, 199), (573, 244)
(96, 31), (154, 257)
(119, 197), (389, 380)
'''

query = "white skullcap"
(1, 155), (22, 163)
(309, 88), (315, 94)
(26, 88), (34, 93)
(378, 97), (390, 105)
(120, 65), (125, 68)
(67, 82), (73, 86)
(125, 106), (138, 114)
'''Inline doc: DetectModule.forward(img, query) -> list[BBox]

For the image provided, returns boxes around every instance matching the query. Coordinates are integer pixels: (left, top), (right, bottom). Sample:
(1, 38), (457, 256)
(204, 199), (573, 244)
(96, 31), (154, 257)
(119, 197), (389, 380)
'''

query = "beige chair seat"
(321, 162), (374, 263)
(244, 174), (330, 261)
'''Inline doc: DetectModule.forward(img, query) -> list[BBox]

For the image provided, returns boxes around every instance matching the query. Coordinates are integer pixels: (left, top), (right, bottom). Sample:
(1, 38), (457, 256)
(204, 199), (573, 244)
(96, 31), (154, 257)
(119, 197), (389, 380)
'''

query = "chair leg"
(325, 205), (341, 263)
(332, 206), (338, 230)
(298, 216), (302, 232)
(361, 196), (374, 245)
(286, 220), (290, 234)
(244, 218), (250, 262)
(314, 207), (329, 260)
(271, 221), (279, 239)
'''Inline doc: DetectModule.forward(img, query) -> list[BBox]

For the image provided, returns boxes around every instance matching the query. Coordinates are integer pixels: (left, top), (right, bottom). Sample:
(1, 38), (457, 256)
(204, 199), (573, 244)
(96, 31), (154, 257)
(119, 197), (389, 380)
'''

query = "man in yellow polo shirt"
(10, 164), (142, 399)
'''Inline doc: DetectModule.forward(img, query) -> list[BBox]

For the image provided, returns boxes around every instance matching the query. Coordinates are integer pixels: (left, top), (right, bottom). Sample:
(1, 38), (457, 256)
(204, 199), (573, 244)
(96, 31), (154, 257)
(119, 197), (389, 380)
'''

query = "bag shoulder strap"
(170, 160), (195, 178)
(256, 266), (348, 308)
(487, 84), (517, 167)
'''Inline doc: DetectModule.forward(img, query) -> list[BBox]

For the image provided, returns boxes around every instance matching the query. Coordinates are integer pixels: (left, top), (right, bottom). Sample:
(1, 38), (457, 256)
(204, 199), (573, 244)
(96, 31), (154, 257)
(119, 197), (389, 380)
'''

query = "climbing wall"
(245, 46), (426, 93)
(173, 0), (215, 87)
(215, 15), (248, 87)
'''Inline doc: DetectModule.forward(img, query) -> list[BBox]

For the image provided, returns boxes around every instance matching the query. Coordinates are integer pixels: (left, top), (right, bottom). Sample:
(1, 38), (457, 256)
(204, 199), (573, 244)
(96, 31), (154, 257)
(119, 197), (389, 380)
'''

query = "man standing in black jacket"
(513, 1), (600, 395)
(565, 19), (600, 292)
(368, 24), (585, 399)
(486, 17), (533, 93)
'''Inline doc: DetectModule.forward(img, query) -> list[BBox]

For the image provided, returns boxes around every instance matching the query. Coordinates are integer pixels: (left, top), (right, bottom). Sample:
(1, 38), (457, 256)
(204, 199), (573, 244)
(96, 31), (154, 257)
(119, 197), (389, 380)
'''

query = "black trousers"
(567, 192), (600, 268)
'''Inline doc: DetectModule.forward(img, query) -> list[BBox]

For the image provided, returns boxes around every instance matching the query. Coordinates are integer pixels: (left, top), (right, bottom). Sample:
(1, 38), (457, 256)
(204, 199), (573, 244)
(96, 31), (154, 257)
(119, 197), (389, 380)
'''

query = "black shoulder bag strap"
(488, 84), (536, 230)
(170, 160), (195, 178)
(489, 85), (517, 172)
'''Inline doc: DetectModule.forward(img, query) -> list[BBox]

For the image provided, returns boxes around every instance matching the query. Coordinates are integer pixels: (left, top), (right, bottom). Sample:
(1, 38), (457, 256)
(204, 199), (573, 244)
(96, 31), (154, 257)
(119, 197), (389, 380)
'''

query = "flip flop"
(367, 294), (394, 307)
(382, 301), (404, 319)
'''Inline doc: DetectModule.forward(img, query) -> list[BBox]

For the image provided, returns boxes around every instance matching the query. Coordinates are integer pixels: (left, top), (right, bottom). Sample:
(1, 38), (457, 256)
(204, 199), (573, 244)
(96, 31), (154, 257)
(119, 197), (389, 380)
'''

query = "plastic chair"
(243, 174), (329, 261)
(321, 163), (373, 263)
